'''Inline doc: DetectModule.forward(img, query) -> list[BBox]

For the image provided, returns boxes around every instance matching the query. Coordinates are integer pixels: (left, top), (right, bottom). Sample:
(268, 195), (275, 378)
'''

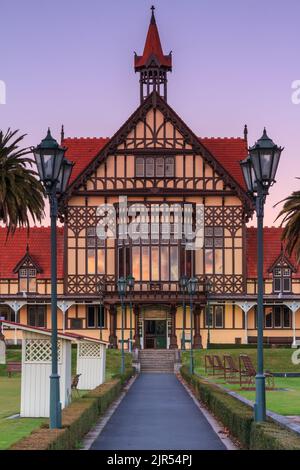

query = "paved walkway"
(90, 374), (226, 450)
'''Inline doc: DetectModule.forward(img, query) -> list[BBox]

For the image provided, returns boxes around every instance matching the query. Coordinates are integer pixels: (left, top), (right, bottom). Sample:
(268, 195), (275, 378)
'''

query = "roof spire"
(150, 5), (156, 23)
(134, 6), (172, 102)
(244, 124), (248, 144)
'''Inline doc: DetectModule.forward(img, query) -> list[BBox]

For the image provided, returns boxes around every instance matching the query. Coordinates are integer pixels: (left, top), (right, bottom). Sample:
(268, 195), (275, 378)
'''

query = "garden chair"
(212, 354), (224, 376)
(71, 373), (81, 396)
(239, 354), (275, 390)
(223, 355), (239, 383)
(204, 355), (214, 375)
(7, 361), (21, 377)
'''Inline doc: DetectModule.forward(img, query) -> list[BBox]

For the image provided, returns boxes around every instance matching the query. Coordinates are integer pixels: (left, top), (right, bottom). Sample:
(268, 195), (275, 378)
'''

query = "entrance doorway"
(144, 320), (167, 349)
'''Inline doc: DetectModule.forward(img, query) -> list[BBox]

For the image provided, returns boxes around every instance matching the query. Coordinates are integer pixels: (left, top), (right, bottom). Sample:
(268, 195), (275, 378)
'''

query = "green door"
(155, 320), (167, 349)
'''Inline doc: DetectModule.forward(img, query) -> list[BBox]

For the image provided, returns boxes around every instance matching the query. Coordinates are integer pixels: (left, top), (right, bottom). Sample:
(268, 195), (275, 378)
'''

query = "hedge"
(10, 367), (135, 450)
(180, 365), (300, 450)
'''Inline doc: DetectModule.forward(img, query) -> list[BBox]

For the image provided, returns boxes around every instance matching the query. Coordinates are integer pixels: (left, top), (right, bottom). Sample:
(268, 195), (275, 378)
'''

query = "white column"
(57, 301), (74, 333)
(285, 302), (300, 348)
(5, 301), (27, 345)
(236, 301), (257, 345)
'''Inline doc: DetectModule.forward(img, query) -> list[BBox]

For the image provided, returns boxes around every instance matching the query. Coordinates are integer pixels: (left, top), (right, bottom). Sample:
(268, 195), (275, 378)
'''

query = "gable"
(61, 92), (252, 213)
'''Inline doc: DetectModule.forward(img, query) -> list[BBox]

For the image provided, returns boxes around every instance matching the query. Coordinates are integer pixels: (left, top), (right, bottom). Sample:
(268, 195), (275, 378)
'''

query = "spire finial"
(150, 5), (155, 23)
(244, 124), (248, 142)
(61, 124), (65, 143)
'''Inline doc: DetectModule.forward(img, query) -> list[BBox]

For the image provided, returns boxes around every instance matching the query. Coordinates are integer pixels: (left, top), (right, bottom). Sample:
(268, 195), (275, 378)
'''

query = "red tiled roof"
(200, 138), (247, 191)
(63, 136), (247, 192)
(0, 227), (64, 279)
(246, 227), (300, 278)
(63, 137), (110, 185)
(134, 11), (172, 70)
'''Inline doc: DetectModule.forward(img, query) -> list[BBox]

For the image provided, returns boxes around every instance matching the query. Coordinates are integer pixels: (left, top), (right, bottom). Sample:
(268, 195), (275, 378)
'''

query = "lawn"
(181, 348), (300, 416)
(0, 347), (132, 449)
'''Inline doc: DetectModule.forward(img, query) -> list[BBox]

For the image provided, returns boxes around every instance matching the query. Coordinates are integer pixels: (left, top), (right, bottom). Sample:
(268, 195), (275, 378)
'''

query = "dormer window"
(19, 268), (37, 293)
(273, 266), (291, 293)
(135, 156), (175, 178)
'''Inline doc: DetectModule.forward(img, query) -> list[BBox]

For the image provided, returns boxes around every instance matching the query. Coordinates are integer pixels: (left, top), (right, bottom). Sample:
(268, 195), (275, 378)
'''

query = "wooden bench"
(248, 336), (293, 345)
(7, 362), (21, 377)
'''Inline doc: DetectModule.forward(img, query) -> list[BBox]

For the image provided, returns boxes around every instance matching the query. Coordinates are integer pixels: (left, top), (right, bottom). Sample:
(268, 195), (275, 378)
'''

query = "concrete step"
(139, 349), (176, 373)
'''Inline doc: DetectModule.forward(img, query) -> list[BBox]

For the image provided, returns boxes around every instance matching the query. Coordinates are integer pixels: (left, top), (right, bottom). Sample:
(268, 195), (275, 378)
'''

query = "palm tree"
(275, 182), (300, 263)
(0, 128), (45, 233)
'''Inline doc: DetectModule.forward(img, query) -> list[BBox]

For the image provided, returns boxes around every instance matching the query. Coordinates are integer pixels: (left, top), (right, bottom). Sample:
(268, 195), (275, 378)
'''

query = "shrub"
(181, 365), (300, 450)
(10, 368), (135, 450)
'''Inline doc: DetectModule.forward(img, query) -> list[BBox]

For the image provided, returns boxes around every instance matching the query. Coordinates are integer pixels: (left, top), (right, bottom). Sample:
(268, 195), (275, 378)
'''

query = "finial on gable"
(61, 124), (65, 143)
(244, 124), (248, 144)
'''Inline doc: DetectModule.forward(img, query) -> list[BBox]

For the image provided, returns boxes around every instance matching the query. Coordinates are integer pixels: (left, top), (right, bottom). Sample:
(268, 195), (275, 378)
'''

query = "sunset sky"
(1, 0), (299, 226)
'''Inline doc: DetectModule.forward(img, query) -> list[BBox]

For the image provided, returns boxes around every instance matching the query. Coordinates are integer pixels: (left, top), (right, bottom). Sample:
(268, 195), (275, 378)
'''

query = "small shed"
(1, 321), (108, 417)
(1, 321), (73, 417)
(76, 337), (107, 390)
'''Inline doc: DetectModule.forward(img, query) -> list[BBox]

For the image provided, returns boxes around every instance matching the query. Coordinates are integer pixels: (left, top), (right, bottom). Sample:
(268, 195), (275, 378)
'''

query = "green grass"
(182, 347), (300, 373)
(0, 348), (132, 449)
(182, 348), (300, 416)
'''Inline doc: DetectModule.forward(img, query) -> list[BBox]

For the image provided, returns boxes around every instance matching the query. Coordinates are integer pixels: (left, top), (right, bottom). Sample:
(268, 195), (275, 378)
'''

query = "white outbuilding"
(1, 321), (108, 418)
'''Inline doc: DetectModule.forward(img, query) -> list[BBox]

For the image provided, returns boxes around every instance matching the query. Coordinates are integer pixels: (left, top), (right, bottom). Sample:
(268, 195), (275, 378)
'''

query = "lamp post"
(179, 275), (188, 350)
(187, 277), (198, 375)
(206, 278), (212, 349)
(33, 129), (73, 429)
(240, 128), (283, 422)
(117, 276), (127, 374)
(127, 275), (135, 353)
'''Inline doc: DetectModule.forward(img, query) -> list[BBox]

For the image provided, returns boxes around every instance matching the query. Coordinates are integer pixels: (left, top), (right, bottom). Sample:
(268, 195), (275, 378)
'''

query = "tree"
(275, 182), (300, 263)
(0, 128), (45, 233)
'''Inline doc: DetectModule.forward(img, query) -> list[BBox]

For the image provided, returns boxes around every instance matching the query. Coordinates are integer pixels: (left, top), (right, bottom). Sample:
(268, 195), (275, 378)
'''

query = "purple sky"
(1, 0), (300, 226)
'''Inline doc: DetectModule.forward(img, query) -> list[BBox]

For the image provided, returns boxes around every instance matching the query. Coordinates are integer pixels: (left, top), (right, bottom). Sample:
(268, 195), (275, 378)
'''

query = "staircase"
(139, 349), (176, 373)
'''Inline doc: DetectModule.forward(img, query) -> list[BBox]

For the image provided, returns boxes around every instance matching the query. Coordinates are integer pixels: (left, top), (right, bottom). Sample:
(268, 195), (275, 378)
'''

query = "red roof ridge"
(200, 136), (245, 141)
(64, 137), (110, 141)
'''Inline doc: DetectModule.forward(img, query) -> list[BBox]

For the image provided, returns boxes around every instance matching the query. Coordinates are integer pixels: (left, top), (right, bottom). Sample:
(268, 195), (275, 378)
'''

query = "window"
(70, 318), (83, 329)
(136, 157), (145, 177)
(135, 157), (175, 178)
(273, 266), (292, 293)
(0, 305), (16, 322)
(265, 307), (273, 328)
(215, 305), (224, 328)
(86, 227), (105, 274)
(205, 305), (224, 328)
(87, 305), (105, 328)
(165, 157), (175, 177)
(263, 305), (291, 329)
(28, 305), (46, 328)
(19, 268), (37, 293)
(146, 158), (155, 177)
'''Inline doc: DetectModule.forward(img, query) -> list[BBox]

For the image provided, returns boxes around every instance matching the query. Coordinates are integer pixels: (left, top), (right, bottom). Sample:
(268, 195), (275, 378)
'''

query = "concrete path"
(90, 374), (226, 450)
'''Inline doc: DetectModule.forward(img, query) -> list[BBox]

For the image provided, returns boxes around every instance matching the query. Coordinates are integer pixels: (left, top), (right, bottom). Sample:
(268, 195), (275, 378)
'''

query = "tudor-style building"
(1, 8), (300, 347)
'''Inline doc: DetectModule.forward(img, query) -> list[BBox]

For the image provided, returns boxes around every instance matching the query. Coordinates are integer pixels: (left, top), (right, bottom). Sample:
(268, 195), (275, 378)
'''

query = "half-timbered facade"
(1, 9), (300, 347)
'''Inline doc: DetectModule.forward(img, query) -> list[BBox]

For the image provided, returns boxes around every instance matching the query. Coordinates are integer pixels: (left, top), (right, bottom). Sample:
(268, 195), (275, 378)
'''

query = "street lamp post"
(187, 277), (198, 375)
(127, 275), (135, 353)
(179, 275), (188, 350)
(206, 278), (212, 349)
(240, 128), (283, 422)
(117, 277), (127, 374)
(33, 129), (73, 429)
